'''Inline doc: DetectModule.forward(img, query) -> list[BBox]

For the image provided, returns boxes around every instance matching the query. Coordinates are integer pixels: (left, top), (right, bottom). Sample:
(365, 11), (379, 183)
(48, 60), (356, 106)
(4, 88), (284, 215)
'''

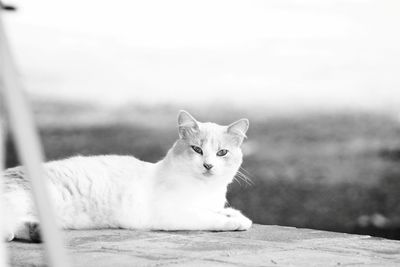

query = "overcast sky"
(3, 0), (400, 113)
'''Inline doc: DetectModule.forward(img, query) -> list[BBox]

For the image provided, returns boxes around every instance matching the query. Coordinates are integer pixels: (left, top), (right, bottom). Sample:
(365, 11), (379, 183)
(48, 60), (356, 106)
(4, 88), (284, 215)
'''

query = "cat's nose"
(203, 163), (214, 170)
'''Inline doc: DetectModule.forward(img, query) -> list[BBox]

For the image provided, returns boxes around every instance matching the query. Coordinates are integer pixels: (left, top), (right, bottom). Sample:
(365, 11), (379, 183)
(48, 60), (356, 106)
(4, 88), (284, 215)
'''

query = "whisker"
(239, 167), (252, 176)
(239, 167), (254, 184)
(233, 176), (242, 186)
(235, 172), (251, 186)
(235, 169), (254, 186)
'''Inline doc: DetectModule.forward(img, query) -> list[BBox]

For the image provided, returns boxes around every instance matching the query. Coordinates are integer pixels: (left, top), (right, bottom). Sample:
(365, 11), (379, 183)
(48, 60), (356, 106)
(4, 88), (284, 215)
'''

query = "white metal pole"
(0, 12), (70, 267)
(0, 117), (9, 267)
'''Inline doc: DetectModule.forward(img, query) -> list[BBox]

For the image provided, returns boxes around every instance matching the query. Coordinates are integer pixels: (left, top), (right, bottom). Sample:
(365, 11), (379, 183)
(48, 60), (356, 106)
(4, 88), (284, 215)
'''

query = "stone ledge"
(7, 224), (400, 266)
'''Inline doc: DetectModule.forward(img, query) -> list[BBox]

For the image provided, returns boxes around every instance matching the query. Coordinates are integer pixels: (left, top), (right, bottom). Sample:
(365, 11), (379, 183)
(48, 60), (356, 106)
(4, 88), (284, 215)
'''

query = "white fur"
(2, 111), (252, 241)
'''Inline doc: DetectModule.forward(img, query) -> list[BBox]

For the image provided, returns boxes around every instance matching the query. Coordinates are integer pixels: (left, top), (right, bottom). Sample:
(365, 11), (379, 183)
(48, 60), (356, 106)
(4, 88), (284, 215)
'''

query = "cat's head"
(170, 110), (249, 184)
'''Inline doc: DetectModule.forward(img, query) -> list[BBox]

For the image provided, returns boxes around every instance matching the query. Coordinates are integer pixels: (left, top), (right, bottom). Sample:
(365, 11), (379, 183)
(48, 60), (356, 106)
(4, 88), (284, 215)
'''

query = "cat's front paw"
(4, 232), (15, 242)
(235, 215), (252, 231)
(219, 208), (252, 230)
(223, 215), (252, 231)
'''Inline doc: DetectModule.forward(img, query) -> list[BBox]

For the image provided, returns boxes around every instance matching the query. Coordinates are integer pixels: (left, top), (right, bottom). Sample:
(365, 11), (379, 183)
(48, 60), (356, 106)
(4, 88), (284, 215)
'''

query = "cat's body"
(2, 111), (252, 242)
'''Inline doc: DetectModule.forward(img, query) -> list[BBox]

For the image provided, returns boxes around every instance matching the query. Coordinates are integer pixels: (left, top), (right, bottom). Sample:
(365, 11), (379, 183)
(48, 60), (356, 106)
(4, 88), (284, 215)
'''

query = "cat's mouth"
(202, 171), (214, 177)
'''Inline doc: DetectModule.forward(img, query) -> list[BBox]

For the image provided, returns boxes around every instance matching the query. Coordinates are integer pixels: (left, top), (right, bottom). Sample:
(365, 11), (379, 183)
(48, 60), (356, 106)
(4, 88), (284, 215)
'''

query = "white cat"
(2, 110), (252, 242)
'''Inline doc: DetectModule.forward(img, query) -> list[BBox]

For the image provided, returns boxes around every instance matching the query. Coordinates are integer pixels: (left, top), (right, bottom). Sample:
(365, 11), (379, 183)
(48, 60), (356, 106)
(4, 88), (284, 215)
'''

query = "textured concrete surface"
(7, 224), (400, 266)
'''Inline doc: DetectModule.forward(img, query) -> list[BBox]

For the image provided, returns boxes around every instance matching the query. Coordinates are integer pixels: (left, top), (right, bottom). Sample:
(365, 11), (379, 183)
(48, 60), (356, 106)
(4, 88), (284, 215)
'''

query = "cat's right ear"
(177, 110), (199, 139)
(227, 118), (249, 145)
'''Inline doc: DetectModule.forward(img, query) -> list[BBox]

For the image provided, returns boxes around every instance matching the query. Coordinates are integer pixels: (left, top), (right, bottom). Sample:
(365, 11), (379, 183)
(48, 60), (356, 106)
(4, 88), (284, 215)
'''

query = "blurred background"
(2, 0), (400, 239)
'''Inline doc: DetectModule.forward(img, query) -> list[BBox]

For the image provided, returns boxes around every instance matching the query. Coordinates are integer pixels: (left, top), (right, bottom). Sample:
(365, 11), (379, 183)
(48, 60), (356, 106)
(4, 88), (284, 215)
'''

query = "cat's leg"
(2, 191), (41, 242)
(2, 216), (41, 242)
(219, 207), (242, 217)
(150, 209), (251, 231)
(2, 209), (16, 242)
(0, 219), (15, 242)
(13, 219), (42, 243)
(2, 195), (20, 242)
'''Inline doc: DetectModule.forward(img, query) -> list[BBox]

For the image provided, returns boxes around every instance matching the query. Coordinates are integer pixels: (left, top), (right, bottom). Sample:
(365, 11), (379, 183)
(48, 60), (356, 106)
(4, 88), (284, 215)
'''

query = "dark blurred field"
(5, 102), (400, 239)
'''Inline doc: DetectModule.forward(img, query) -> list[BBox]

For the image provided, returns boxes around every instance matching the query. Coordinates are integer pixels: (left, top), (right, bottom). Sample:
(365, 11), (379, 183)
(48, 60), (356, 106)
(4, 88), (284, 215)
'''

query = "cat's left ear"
(227, 119), (249, 145)
(177, 110), (199, 139)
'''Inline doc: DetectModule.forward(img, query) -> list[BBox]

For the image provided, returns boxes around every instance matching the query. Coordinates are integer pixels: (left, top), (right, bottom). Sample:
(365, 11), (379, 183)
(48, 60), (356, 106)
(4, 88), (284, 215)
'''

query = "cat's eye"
(191, 145), (203, 155)
(217, 149), (228, 157)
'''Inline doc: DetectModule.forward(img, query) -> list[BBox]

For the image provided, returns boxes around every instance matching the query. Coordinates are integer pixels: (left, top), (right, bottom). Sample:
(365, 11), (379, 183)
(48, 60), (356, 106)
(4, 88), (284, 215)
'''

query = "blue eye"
(217, 149), (228, 156)
(191, 145), (203, 155)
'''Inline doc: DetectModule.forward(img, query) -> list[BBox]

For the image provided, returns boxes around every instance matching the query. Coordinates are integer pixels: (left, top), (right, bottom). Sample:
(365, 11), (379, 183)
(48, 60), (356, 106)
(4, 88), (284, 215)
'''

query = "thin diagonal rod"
(0, 13), (70, 267)
(0, 118), (9, 267)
